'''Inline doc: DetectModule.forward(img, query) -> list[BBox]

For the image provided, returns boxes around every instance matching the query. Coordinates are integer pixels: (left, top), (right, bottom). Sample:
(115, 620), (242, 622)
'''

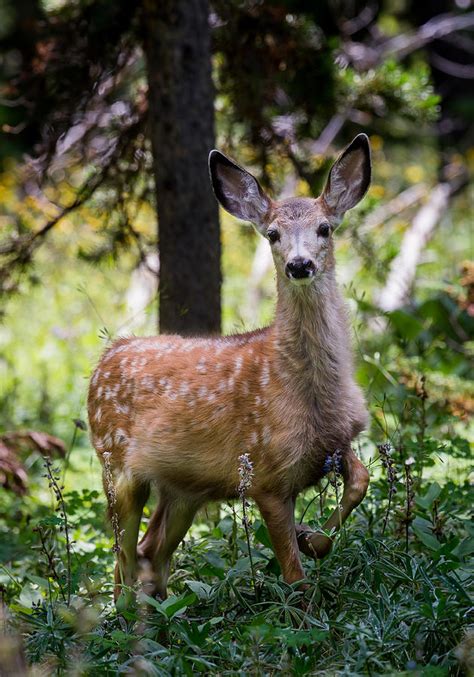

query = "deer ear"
(322, 134), (371, 218)
(209, 151), (271, 230)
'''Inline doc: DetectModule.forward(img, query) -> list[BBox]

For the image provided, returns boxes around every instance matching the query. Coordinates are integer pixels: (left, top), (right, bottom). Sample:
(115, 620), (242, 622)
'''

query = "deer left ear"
(322, 134), (371, 219)
(208, 150), (271, 232)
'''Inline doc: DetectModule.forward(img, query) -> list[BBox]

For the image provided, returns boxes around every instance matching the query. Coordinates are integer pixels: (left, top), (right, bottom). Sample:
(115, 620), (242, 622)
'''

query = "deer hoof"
(307, 532), (333, 559)
(295, 524), (314, 557)
(296, 525), (333, 559)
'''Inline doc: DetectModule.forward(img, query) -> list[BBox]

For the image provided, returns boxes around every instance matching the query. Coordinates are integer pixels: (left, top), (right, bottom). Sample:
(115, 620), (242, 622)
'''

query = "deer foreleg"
(297, 450), (369, 559)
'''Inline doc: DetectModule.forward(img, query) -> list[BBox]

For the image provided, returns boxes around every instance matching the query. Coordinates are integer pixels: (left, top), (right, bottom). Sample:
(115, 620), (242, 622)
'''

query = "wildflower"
(378, 442), (398, 535)
(237, 452), (258, 600)
(378, 442), (398, 497)
(102, 451), (117, 508)
(102, 452), (124, 554)
(322, 449), (342, 476)
(237, 453), (254, 498)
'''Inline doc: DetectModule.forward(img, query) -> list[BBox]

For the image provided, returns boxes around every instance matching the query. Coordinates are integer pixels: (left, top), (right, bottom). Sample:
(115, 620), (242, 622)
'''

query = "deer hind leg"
(297, 449), (369, 559)
(109, 472), (150, 601)
(138, 493), (199, 599)
(256, 493), (306, 585)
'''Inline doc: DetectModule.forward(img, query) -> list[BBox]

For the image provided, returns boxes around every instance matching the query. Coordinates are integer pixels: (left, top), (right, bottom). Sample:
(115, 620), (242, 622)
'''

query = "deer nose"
(285, 257), (315, 280)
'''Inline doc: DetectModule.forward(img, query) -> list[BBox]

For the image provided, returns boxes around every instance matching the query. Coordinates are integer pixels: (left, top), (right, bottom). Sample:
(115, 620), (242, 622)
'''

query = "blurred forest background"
(0, 0), (473, 674)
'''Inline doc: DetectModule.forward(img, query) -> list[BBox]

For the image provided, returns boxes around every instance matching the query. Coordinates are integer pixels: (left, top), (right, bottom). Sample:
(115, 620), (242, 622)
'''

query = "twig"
(403, 457), (415, 553)
(342, 11), (474, 70)
(43, 457), (72, 605)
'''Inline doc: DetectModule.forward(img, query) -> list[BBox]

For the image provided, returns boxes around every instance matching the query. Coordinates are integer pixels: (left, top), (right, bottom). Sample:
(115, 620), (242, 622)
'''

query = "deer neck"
(273, 268), (352, 401)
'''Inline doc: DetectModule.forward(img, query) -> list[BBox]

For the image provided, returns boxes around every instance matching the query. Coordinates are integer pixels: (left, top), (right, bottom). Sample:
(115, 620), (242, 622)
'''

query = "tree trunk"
(142, 0), (221, 335)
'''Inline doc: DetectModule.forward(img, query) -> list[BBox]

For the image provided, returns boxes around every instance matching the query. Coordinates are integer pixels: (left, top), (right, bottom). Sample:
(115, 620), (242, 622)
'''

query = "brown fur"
(88, 137), (372, 599)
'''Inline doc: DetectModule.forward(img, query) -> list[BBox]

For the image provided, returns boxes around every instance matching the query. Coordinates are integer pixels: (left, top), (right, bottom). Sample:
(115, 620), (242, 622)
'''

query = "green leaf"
(26, 574), (51, 589)
(389, 309), (424, 340)
(254, 520), (273, 550)
(416, 482), (442, 509)
(203, 551), (225, 570)
(185, 580), (212, 600)
(138, 593), (167, 615)
(413, 524), (441, 551)
(453, 536), (474, 558)
(161, 593), (196, 618)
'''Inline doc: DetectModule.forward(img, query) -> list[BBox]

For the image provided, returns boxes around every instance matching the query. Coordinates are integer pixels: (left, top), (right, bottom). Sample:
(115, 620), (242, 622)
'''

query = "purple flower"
(322, 449), (342, 476)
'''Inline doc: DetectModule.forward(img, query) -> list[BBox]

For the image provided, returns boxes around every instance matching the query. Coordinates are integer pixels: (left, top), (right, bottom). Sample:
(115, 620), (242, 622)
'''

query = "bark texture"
(142, 0), (221, 335)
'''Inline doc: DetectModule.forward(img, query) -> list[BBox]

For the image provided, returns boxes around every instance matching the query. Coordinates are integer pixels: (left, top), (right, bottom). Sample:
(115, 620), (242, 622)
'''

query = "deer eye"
(267, 229), (280, 244)
(317, 222), (331, 237)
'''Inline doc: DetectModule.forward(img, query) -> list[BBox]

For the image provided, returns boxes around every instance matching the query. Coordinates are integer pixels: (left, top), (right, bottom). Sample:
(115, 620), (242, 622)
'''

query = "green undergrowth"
(0, 448), (472, 675)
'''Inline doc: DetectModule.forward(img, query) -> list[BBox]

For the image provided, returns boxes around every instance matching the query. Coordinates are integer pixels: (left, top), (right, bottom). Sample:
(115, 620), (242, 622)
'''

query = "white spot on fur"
(260, 360), (270, 387)
(198, 386), (208, 398)
(179, 381), (190, 396)
(234, 355), (243, 376)
(91, 369), (101, 386)
(105, 383), (120, 401)
(115, 403), (130, 415)
(249, 431), (258, 447)
(94, 407), (102, 423)
(196, 358), (207, 374)
(142, 375), (154, 390)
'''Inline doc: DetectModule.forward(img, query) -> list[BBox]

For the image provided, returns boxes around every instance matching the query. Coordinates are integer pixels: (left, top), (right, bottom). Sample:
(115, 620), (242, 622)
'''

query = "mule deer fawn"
(88, 134), (372, 600)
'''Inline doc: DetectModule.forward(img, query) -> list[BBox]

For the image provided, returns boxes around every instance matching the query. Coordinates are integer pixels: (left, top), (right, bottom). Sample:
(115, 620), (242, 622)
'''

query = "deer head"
(209, 134), (371, 286)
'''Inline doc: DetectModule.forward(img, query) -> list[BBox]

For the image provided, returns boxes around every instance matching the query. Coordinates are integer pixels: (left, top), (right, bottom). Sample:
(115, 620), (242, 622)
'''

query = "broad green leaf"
(413, 525), (441, 551)
(416, 482), (442, 509)
(161, 593), (196, 618)
(185, 579), (212, 600)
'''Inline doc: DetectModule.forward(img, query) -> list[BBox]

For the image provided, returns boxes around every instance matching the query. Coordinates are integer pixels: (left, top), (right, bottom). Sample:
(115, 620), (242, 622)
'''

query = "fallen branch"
(377, 170), (467, 311)
(361, 183), (426, 233)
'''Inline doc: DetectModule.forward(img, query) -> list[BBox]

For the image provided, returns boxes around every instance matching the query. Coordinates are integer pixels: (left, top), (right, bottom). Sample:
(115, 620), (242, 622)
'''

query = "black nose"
(285, 257), (315, 280)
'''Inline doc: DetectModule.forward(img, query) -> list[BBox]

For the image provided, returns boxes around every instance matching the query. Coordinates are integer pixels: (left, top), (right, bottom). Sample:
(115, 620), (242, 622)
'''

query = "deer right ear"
(209, 151), (271, 231)
(322, 134), (372, 219)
